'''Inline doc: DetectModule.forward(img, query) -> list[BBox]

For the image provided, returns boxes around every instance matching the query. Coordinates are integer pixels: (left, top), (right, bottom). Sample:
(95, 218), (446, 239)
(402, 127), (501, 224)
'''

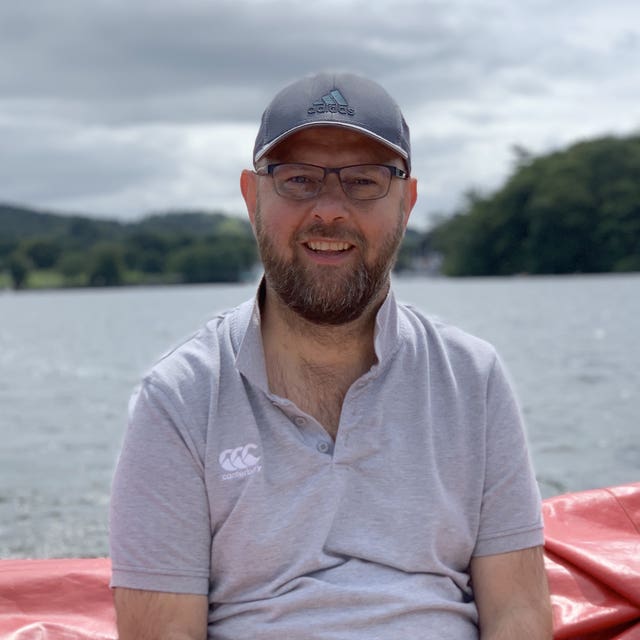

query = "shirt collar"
(234, 282), (401, 391)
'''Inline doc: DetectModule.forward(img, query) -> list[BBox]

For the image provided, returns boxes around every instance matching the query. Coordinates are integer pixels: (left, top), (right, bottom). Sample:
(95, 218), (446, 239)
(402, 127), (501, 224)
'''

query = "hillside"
(430, 134), (640, 275)
(0, 205), (251, 242)
(0, 206), (257, 289)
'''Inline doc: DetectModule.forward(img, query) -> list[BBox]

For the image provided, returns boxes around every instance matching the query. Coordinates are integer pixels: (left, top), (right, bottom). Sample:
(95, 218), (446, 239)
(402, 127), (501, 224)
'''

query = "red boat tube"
(1, 483), (639, 639)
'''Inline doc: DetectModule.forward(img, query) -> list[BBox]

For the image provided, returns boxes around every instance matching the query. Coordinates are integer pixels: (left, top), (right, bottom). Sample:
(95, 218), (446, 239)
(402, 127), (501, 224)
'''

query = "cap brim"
(253, 121), (409, 167)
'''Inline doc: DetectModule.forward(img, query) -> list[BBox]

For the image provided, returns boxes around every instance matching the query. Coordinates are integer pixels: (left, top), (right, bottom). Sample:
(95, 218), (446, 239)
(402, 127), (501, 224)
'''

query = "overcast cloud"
(1, 0), (639, 228)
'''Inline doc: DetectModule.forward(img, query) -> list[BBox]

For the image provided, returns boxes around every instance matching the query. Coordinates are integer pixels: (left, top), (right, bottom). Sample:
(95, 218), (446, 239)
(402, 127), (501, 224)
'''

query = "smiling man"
(109, 72), (552, 639)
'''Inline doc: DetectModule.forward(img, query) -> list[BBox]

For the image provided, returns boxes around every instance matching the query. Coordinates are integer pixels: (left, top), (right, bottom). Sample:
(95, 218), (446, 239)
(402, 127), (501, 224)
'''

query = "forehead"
(266, 126), (401, 164)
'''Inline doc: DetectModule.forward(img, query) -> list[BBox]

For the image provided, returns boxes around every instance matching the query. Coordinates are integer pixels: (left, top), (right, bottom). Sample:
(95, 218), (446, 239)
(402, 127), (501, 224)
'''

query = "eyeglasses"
(255, 162), (408, 201)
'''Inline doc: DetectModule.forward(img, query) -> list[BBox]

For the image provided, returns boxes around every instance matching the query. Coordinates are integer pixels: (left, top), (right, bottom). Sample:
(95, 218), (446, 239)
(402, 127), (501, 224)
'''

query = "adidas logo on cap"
(307, 89), (355, 116)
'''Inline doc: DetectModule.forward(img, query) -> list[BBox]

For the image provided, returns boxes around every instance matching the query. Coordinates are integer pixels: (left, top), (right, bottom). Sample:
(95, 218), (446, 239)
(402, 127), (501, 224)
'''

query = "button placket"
(317, 441), (330, 454)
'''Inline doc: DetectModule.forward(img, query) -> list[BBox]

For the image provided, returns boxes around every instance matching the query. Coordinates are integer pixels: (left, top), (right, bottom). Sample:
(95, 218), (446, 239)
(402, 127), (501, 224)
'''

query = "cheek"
(255, 201), (301, 252)
(361, 213), (397, 244)
(365, 206), (406, 253)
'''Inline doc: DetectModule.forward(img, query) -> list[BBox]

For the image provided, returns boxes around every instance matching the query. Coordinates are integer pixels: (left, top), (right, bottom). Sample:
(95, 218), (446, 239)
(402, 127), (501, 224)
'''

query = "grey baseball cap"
(253, 71), (411, 173)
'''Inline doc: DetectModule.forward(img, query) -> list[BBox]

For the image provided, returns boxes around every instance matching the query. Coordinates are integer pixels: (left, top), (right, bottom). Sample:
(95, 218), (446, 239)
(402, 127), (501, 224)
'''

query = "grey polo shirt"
(110, 288), (543, 640)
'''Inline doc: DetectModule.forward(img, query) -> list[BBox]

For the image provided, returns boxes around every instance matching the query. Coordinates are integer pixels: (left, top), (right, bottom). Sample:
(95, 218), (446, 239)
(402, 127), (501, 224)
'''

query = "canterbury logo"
(308, 89), (355, 116)
(218, 443), (262, 481)
(219, 444), (261, 471)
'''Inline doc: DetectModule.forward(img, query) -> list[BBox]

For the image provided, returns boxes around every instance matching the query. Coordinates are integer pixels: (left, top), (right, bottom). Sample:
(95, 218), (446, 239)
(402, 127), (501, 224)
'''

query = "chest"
(205, 380), (483, 604)
(266, 362), (357, 440)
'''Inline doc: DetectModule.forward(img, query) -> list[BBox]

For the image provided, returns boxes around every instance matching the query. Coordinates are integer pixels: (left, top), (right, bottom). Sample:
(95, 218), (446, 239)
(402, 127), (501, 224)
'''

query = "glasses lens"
(339, 165), (392, 200)
(269, 163), (394, 201)
(272, 164), (324, 199)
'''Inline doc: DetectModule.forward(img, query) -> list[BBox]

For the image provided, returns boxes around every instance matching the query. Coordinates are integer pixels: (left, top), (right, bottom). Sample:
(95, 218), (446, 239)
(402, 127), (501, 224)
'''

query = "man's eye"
(344, 175), (379, 186)
(355, 177), (377, 185)
(286, 174), (315, 184)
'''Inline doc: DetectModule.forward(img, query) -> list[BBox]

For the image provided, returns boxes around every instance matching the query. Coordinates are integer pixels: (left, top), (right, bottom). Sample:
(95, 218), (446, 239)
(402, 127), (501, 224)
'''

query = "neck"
(260, 280), (386, 375)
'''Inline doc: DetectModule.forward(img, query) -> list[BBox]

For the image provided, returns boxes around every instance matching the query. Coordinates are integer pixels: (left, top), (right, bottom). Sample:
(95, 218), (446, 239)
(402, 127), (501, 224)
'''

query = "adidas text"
(308, 104), (355, 116)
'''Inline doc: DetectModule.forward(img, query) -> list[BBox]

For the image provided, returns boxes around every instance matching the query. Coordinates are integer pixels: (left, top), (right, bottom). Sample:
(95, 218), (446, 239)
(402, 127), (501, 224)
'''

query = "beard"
(254, 205), (406, 326)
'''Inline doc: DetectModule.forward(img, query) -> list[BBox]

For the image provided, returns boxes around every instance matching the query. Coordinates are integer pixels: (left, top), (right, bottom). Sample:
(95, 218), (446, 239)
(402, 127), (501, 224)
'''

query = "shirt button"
(317, 441), (330, 453)
(294, 416), (307, 426)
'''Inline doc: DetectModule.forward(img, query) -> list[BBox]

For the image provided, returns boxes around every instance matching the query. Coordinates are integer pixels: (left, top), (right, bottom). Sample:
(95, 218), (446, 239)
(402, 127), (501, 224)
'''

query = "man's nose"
(310, 174), (349, 221)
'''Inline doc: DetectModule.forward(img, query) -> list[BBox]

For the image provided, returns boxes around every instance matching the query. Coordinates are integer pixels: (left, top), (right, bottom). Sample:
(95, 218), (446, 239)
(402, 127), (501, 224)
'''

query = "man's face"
(242, 127), (417, 325)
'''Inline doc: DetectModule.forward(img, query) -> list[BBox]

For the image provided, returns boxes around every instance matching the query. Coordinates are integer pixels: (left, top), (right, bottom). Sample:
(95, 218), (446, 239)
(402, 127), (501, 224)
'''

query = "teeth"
(307, 241), (351, 252)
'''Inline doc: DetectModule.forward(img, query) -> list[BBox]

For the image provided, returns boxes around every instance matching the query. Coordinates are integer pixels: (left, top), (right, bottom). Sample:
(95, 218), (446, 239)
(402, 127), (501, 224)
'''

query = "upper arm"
(110, 381), (211, 595)
(113, 587), (208, 640)
(470, 546), (552, 639)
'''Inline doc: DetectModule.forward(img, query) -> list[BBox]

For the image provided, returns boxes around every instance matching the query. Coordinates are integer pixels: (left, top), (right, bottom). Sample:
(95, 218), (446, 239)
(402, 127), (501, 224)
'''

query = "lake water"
(1, 274), (638, 558)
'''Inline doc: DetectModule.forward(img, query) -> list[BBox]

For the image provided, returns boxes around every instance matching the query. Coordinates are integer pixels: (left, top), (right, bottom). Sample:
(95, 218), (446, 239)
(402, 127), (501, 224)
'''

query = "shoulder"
(125, 299), (254, 446)
(397, 300), (499, 376)
(146, 298), (251, 386)
(133, 298), (253, 418)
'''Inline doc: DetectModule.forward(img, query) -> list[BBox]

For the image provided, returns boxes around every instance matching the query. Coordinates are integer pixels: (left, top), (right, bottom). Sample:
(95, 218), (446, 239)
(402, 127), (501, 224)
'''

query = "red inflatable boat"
(1, 483), (639, 639)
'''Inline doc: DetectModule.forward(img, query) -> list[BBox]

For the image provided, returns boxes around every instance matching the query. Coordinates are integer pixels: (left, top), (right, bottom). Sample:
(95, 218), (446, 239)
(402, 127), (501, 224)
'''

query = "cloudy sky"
(1, 0), (639, 229)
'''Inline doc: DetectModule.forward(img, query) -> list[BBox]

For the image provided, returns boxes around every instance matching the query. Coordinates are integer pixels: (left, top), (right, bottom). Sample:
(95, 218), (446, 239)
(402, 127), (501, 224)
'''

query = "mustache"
(296, 222), (365, 247)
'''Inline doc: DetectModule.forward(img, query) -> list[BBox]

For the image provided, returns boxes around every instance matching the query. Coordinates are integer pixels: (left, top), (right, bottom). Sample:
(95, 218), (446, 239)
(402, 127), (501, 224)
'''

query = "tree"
(168, 234), (256, 284)
(124, 231), (169, 274)
(7, 251), (32, 289)
(22, 237), (63, 269)
(431, 134), (640, 276)
(395, 228), (423, 272)
(88, 244), (125, 287)
(58, 252), (89, 285)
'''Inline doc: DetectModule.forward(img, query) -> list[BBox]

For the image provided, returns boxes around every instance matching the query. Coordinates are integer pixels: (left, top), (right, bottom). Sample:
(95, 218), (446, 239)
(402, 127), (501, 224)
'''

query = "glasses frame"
(255, 162), (409, 201)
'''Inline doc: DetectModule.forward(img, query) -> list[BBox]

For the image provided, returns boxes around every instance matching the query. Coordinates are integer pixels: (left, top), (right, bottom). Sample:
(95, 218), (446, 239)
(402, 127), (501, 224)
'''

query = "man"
(110, 71), (552, 639)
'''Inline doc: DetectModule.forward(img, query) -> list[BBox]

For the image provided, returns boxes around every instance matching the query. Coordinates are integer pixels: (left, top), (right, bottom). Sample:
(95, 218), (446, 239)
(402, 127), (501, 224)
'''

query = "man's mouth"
(305, 241), (353, 253)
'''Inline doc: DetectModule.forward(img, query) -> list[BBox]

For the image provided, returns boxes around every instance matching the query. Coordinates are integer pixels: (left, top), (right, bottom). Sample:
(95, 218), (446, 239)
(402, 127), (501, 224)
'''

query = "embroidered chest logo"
(218, 443), (262, 481)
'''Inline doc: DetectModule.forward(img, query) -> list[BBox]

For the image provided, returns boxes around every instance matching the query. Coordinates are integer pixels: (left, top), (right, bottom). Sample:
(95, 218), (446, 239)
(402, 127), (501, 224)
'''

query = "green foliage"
(7, 251), (32, 289)
(88, 244), (125, 287)
(57, 251), (88, 284)
(0, 204), (69, 239)
(168, 234), (257, 284)
(0, 238), (18, 266)
(135, 211), (249, 236)
(431, 134), (640, 275)
(395, 228), (423, 272)
(22, 237), (63, 269)
(123, 231), (169, 274)
(0, 207), (259, 288)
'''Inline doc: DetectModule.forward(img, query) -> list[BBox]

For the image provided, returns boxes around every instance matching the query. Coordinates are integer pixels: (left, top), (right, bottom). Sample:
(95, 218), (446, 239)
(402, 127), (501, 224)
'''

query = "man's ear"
(240, 169), (258, 226)
(402, 177), (418, 227)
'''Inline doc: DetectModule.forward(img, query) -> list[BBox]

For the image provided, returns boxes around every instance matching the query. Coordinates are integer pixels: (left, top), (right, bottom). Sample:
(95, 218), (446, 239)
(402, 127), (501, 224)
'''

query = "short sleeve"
(473, 356), (544, 557)
(109, 380), (211, 594)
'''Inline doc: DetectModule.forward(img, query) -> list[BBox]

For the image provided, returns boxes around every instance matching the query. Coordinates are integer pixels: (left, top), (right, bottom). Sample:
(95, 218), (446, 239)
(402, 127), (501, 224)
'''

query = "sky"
(1, 0), (639, 230)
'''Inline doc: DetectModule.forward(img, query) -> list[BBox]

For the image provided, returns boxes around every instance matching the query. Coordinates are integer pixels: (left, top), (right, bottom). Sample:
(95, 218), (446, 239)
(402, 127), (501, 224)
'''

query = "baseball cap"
(253, 71), (411, 173)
